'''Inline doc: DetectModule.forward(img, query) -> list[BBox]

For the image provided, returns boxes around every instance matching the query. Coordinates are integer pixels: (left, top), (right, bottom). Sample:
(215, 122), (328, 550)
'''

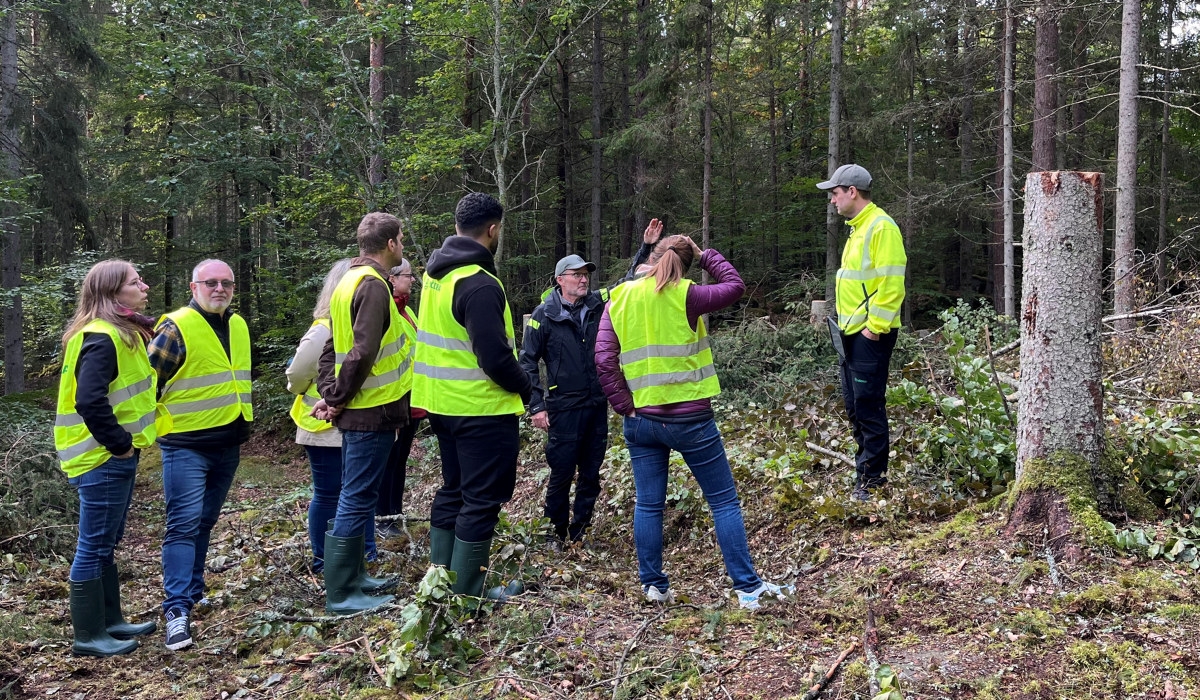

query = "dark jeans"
(377, 417), (423, 517)
(69, 453), (139, 581)
(332, 430), (394, 540)
(544, 403), (607, 539)
(428, 414), (519, 542)
(161, 444), (240, 613)
(839, 330), (898, 484)
(305, 445), (376, 572)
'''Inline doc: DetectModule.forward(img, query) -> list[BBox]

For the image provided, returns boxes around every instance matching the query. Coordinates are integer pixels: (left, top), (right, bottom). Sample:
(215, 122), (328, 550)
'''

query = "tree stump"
(1005, 171), (1108, 561)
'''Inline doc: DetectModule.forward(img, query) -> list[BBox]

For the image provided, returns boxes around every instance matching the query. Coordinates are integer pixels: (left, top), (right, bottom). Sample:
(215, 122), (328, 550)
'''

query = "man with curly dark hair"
(412, 193), (532, 598)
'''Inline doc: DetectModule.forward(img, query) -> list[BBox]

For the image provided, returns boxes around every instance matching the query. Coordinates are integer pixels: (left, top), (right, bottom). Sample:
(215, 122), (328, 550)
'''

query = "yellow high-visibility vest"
(54, 320), (157, 477)
(411, 265), (524, 416)
(155, 308), (253, 436)
(608, 277), (720, 408)
(329, 266), (412, 409)
(835, 201), (907, 336)
(289, 319), (334, 434)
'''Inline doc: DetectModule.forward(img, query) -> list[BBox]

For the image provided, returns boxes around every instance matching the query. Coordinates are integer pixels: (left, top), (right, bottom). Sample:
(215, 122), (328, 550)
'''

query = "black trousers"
(543, 403), (608, 540)
(839, 330), (898, 485)
(428, 413), (520, 542)
(376, 416), (423, 517)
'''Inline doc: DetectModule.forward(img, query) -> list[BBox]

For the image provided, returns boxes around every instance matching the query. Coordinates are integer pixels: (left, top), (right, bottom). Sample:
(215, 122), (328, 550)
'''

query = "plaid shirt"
(147, 301), (234, 398)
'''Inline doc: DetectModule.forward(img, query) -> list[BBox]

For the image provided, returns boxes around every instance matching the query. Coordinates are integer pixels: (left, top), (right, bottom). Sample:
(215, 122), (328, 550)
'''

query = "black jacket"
(519, 289), (607, 414)
(425, 235), (532, 405)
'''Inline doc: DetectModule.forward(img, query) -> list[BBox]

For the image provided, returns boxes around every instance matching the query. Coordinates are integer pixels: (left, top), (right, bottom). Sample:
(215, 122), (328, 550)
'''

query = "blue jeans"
(68, 453), (139, 581)
(623, 415), (762, 593)
(306, 445), (376, 572)
(331, 430), (394, 541)
(161, 445), (240, 613)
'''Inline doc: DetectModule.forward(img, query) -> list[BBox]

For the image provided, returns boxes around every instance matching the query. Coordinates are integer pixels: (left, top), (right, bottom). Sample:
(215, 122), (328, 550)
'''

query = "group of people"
(53, 164), (906, 655)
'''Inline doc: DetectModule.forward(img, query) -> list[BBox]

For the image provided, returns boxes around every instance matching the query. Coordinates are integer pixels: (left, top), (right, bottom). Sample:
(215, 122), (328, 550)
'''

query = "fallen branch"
(864, 603), (881, 697)
(254, 603), (400, 624)
(361, 636), (388, 685)
(0, 524), (74, 547)
(801, 641), (860, 700)
(805, 442), (855, 469)
(1044, 547), (1062, 589)
(612, 609), (670, 700)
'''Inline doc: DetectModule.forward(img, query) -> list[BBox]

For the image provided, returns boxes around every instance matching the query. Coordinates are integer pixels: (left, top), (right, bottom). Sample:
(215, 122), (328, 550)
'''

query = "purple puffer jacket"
(595, 248), (745, 417)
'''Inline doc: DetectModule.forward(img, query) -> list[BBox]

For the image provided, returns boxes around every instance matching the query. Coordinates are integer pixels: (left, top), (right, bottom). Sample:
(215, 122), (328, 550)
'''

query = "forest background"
(0, 0), (1198, 384)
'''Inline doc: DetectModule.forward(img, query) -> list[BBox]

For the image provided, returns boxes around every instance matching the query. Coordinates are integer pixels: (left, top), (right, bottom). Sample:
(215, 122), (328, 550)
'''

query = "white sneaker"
(736, 581), (793, 611)
(643, 585), (675, 604)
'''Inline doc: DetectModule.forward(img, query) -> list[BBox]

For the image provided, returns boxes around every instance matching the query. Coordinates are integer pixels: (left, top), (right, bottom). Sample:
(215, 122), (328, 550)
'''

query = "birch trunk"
(1007, 171), (1106, 560)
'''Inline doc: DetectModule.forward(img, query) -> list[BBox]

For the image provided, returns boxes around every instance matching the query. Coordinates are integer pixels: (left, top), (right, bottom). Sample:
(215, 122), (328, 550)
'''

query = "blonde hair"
(62, 260), (146, 349)
(646, 235), (697, 293)
(312, 259), (353, 320)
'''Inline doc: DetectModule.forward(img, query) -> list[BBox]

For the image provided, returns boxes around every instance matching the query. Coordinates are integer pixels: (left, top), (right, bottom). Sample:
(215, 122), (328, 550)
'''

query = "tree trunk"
(1006, 171), (1106, 561)
(1031, 0), (1058, 171)
(368, 30), (384, 189)
(958, 0), (976, 296)
(1155, 0), (1174, 294)
(825, 0), (843, 302)
(556, 25), (572, 260)
(1112, 0), (1141, 330)
(589, 12), (603, 283)
(1002, 0), (1015, 317)
(701, 0), (713, 281)
(1, 0), (22, 394)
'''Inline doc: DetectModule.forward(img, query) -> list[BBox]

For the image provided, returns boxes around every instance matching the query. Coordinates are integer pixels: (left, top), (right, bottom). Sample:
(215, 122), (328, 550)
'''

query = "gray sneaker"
(644, 585), (675, 604)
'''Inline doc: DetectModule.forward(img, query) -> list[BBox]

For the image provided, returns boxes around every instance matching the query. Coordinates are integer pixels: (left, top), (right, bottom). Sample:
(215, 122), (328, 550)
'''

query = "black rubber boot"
(102, 564), (156, 639)
(323, 532), (394, 615)
(448, 537), (492, 597)
(71, 577), (139, 657)
(429, 526), (455, 568)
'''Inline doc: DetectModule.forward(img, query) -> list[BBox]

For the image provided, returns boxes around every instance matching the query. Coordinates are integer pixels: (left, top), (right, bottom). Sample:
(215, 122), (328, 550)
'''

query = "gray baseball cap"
(817, 163), (873, 191)
(554, 254), (596, 277)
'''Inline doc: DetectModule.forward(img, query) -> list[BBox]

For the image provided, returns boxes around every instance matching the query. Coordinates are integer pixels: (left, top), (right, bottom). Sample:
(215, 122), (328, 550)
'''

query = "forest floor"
(2, 421), (1199, 700)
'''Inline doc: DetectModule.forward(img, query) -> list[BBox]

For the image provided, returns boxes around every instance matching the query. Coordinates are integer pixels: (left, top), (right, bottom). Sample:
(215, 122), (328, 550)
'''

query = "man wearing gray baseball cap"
(818, 164), (907, 503)
(519, 226), (660, 547)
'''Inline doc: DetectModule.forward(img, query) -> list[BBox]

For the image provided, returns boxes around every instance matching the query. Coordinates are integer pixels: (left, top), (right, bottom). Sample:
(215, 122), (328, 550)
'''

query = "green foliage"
(1107, 521), (1200, 570)
(709, 318), (839, 405)
(377, 566), (482, 688)
(873, 664), (904, 700)
(0, 393), (76, 557)
(889, 301), (1017, 495)
(1109, 402), (1200, 518)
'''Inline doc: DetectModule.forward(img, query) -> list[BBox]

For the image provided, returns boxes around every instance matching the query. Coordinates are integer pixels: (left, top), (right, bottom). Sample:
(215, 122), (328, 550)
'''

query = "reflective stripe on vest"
(54, 319), (157, 477)
(155, 308), (253, 436)
(329, 266), (413, 409)
(289, 319), (335, 434)
(835, 202), (907, 335)
(411, 264), (524, 416)
(608, 277), (721, 408)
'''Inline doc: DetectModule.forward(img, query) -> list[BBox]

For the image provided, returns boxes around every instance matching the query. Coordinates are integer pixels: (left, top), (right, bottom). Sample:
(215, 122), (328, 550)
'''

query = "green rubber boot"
(448, 537), (492, 597)
(71, 577), (139, 656)
(429, 526), (455, 568)
(323, 533), (394, 615)
(325, 519), (395, 593)
(102, 564), (156, 639)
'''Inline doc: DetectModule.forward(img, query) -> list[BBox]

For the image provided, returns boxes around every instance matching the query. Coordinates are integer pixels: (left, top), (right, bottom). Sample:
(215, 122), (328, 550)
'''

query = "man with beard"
(412, 192), (532, 598)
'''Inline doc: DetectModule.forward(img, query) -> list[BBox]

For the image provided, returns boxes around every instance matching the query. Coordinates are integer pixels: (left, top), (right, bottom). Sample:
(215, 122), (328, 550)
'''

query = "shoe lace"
(167, 613), (188, 639)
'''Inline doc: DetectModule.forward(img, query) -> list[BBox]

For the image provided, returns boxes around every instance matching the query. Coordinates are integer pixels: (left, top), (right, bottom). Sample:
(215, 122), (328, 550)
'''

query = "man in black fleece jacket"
(412, 192), (532, 598)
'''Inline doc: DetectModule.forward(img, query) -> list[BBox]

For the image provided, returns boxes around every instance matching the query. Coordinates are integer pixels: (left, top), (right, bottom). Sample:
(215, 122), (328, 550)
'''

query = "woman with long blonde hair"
(54, 259), (158, 655)
(595, 233), (792, 611)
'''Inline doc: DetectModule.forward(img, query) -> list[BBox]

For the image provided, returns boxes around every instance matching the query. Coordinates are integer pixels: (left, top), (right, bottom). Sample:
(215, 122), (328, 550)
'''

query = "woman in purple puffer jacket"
(595, 233), (792, 611)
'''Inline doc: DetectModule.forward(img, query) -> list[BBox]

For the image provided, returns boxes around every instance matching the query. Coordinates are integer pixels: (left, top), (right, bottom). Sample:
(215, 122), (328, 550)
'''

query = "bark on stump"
(1005, 171), (1107, 561)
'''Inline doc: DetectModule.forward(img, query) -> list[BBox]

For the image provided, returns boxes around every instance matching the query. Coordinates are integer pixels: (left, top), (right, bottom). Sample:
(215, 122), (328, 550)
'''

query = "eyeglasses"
(197, 279), (236, 289)
(561, 271), (589, 279)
